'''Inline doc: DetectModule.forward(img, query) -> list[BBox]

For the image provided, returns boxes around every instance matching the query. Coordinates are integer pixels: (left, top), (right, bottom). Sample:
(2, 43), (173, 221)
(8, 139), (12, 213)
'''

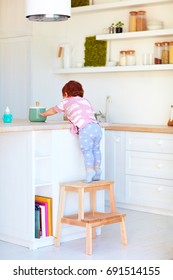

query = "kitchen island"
(0, 119), (106, 249)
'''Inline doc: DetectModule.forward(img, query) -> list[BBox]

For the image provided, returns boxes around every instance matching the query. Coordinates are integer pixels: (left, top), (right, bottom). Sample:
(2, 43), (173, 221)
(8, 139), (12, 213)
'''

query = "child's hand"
(40, 112), (46, 117)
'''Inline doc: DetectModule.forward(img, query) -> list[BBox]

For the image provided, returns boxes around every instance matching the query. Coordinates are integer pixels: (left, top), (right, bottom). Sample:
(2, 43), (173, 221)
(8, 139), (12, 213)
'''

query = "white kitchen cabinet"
(0, 37), (32, 118)
(0, 127), (105, 249)
(125, 132), (173, 215)
(0, 0), (32, 118)
(0, 0), (32, 38)
(105, 130), (173, 216)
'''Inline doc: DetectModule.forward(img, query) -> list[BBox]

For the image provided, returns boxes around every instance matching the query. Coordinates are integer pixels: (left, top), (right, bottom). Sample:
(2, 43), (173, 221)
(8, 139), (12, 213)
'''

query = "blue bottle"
(2, 106), (13, 123)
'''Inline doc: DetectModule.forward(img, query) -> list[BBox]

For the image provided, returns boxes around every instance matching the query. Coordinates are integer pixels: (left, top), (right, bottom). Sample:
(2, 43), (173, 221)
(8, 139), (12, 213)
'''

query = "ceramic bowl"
(147, 20), (163, 30)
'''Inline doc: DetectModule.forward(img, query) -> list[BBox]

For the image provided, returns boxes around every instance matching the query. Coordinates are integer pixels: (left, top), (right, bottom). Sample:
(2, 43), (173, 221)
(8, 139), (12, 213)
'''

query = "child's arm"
(40, 107), (57, 117)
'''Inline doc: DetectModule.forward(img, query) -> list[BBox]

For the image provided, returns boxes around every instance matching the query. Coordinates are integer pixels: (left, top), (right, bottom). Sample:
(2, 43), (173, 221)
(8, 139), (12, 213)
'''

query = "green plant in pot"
(115, 21), (124, 33)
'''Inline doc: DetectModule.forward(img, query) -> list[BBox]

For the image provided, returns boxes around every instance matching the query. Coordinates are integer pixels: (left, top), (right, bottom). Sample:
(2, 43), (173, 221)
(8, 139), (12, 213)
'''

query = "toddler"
(40, 80), (102, 183)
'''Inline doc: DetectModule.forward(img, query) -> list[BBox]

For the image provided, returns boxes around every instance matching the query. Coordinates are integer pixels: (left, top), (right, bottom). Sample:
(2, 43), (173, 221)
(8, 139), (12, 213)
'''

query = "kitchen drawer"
(126, 132), (173, 154)
(126, 151), (173, 180)
(126, 175), (173, 210)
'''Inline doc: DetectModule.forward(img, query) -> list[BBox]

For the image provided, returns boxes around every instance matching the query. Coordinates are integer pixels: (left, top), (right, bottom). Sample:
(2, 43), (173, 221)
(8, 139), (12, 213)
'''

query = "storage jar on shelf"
(169, 41), (173, 64)
(126, 50), (136, 66)
(136, 11), (147, 31)
(162, 42), (169, 64)
(129, 11), (137, 32)
(119, 51), (127, 66)
(154, 42), (162, 64)
(167, 105), (173, 126)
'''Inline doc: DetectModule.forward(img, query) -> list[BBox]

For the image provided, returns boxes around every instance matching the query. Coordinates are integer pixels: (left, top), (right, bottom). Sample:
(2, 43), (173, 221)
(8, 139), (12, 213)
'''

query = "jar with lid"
(126, 50), (136, 66)
(129, 11), (137, 32)
(167, 105), (173, 126)
(169, 41), (173, 64)
(154, 42), (162, 64)
(162, 42), (169, 64)
(136, 11), (147, 31)
(119, 50), (127, 66)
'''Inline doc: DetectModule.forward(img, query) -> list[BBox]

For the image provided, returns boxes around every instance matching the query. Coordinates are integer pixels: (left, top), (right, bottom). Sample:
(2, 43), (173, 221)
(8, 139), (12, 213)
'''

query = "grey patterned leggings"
(78, 122), (102, 169)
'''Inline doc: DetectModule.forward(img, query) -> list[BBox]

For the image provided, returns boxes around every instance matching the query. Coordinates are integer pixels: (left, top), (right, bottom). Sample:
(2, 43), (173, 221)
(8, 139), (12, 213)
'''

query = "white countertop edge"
(0, 119), (109, 133)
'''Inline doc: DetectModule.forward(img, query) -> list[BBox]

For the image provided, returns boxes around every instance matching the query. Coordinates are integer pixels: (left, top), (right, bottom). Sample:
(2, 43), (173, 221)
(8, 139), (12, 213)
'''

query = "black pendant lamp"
(25, 0), (71, 22)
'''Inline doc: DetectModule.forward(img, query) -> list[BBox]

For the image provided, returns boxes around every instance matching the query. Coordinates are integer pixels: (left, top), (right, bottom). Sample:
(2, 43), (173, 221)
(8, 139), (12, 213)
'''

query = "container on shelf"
(126, 50), (136, 66)
(167, 105), (173, 126)
(162, 42), (169, 64)
(119, 50), (127, 66)
(136, 11), (147, 31)
(169, 41), (173, 64)
(154, 42), (162, 64)
(129, 11), (137, 32)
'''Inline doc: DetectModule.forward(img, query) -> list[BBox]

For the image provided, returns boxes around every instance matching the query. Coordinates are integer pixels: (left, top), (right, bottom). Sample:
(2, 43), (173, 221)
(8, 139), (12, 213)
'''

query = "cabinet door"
(0, 37), (31, 117)
(105, 131), (125, 203)
(0, 0), (32, 37)
(0, 132), (33, 242)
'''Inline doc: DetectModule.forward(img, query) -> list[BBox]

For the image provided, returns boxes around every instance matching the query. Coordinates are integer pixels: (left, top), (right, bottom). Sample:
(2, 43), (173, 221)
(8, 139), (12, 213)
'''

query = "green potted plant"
(115, 21), (124, 33)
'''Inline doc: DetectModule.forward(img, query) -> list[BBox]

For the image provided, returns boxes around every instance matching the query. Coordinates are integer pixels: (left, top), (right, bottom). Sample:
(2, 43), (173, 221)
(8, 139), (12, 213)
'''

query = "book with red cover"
(35, 201), (49, 236)
(35, 196), (53, 236)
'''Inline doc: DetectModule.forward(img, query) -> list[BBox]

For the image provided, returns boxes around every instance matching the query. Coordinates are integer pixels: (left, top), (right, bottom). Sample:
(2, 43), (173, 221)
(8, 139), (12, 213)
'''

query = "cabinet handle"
(157, 140), (163, 145)
(115, 137), (120, 142)
(157, 163), (163, 169)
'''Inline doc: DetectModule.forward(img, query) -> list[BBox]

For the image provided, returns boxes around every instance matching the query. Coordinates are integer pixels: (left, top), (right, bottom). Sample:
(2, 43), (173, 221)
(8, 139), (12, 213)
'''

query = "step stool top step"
(60, 180), (114, 190)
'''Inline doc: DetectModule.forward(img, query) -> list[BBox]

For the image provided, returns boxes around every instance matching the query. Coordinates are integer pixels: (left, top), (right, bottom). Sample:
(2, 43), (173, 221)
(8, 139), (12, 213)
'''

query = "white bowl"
(147, 20), (163, 30)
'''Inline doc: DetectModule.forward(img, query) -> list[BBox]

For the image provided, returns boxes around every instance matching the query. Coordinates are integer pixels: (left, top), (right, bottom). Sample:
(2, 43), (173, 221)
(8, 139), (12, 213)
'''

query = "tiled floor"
(0, 208), (173, 260)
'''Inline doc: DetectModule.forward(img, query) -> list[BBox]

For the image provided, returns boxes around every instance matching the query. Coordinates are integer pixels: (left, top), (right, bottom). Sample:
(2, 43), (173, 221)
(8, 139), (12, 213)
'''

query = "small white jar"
(119, 50), (127, 66)
(126, 50), (136, 66)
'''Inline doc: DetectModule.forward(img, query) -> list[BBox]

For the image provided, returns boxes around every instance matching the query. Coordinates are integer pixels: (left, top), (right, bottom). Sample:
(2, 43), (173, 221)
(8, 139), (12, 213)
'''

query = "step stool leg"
(90, 190), (96, 238)
(108, 183), (116, 213)
(86, 223), (93, 255)
(55, 186), (66, 247)
(78, 188), (84, 220)
(120, 217), (127, 245)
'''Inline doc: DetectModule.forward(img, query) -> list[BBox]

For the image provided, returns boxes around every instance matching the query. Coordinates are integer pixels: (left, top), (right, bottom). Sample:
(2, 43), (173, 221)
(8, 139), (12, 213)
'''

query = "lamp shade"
(25, 0), (71, 22)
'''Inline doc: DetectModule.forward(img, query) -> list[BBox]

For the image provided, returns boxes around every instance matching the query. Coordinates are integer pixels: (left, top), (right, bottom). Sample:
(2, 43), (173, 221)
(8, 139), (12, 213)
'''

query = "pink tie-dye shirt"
(54, 96), (97, 133)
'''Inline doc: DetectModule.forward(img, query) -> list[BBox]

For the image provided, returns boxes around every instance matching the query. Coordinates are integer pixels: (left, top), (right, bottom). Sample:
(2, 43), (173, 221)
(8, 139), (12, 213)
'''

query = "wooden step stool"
(55, 180), (127, 255)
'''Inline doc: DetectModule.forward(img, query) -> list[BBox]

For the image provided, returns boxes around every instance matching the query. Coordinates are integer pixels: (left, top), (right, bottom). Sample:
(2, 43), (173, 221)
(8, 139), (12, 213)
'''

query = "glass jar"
(136, 11), (147, 31)
(126, 50), (136, 66)
(119, 51), (127, 66)
(169, 41), (173, 64)
(154, 42), (162, 64)
(167, 105), (173, 126)
(129, 11), (137, 32)
(162, 42), (169, 64)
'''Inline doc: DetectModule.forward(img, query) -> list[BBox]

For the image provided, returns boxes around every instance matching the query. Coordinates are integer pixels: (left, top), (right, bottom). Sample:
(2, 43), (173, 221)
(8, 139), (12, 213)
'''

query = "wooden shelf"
(72, 0), (172, 14)
(96, 28), (173, 41)
(54, 64), (173, 74)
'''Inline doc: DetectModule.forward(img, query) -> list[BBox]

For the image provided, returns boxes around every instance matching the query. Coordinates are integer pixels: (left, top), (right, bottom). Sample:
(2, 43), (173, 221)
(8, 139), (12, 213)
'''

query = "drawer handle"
(157, 163), (163, 169)
(115, 137), (120, 143)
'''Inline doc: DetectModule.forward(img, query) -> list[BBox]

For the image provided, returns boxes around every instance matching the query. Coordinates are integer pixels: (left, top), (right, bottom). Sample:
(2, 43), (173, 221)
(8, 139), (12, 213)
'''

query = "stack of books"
(35, 195), (53, 239)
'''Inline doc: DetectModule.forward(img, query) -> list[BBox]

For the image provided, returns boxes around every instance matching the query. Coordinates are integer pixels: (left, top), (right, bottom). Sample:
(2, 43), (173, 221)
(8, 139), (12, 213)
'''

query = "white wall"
(29, 1), (173, 124)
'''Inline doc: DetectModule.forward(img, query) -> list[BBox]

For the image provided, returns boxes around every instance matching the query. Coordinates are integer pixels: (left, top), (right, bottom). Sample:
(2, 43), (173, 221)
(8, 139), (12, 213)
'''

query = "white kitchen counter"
(1, 119), (172, 134)
(106, 123), (173, 134)
(0, 119), (109, 133)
